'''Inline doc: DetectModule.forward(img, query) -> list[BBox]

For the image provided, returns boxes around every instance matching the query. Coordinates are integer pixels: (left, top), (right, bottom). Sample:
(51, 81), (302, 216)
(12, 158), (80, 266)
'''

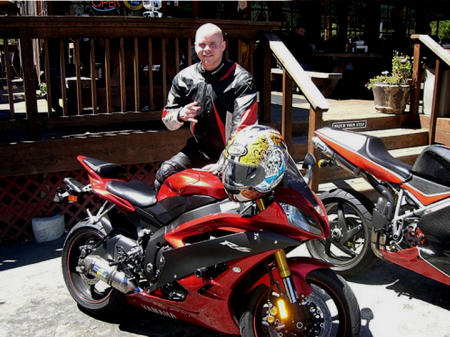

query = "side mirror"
(302, 153), (317, 185)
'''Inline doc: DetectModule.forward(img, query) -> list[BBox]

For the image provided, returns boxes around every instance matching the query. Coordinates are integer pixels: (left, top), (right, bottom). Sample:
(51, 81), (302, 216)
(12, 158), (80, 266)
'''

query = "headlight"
(279, 202), (322, 236)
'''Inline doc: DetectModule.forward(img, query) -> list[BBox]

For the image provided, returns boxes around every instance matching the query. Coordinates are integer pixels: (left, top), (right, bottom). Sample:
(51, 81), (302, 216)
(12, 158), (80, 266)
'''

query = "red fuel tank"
(157, 169), (227, 201)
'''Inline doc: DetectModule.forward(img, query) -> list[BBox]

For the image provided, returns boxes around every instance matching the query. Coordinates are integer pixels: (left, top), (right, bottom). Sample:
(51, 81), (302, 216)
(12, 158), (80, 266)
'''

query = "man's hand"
(202, 163), (222, 175)
(178, 102), (200, 123)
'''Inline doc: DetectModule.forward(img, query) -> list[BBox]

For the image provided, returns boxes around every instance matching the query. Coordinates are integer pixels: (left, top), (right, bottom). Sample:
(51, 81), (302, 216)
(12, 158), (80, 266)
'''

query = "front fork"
(257, 199), (304, 327)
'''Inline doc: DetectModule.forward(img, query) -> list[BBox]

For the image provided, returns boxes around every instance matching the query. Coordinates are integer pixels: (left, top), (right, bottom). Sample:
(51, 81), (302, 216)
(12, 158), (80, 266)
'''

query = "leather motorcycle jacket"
(162, 57), (258, 160)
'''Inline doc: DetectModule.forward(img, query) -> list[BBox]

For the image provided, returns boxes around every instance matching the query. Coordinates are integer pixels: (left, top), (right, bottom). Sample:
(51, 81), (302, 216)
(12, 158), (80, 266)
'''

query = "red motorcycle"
(55, 126), (360, 337)
(309, 126), (450, 286)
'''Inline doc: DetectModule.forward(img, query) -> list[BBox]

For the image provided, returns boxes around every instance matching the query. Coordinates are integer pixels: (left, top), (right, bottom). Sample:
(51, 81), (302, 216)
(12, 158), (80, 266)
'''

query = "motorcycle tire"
(306, 188), (377, 277)
(240, 268), (361, 337)
(62, 223), (126, 316)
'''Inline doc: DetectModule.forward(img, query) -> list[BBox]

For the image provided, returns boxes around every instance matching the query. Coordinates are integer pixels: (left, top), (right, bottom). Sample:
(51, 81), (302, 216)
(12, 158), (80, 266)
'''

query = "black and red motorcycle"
(309, 126), (450, 286)
(55, 128), (361, 337)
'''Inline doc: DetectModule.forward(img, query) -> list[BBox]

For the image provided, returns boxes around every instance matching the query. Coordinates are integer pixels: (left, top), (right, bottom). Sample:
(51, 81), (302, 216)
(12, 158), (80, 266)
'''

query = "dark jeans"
(154, 137), (216, 190)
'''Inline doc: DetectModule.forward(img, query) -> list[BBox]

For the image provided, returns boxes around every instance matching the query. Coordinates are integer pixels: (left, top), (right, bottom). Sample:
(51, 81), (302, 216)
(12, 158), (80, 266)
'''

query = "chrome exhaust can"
(83, 255), (140, 294)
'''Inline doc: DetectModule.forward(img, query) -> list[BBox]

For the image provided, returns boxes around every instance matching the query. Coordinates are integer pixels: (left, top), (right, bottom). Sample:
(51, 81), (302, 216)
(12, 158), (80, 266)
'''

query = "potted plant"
(367, 51), (412, 114)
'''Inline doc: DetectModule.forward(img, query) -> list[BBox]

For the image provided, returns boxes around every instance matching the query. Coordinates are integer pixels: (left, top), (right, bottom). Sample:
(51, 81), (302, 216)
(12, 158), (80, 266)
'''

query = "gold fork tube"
(274, 249), (291, 278)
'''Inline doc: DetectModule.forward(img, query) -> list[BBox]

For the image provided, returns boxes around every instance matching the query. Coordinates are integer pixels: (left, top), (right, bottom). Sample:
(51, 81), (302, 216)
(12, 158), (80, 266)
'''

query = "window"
(321, 1), (338, 40)
(347, 2), (365, 40)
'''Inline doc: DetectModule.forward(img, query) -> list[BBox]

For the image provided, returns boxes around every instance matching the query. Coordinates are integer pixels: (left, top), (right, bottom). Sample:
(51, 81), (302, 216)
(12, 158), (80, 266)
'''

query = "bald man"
(155, 23), (258, 190)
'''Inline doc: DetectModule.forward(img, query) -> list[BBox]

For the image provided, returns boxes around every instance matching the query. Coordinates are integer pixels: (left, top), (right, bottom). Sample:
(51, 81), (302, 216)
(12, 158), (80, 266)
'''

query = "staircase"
(270, 92), (430, 200)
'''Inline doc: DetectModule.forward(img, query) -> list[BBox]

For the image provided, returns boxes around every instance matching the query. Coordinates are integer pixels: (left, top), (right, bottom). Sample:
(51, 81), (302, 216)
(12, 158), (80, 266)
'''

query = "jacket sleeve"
(227, 68), (258, 139)
(161, 75), (185, 131)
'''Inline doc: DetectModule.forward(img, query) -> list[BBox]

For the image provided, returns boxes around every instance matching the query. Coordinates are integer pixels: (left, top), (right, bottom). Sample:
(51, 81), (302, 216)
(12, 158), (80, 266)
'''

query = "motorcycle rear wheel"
(306, 188), (377, 277)
(62, 224), (125, 316)
(240, 268), (361, 337)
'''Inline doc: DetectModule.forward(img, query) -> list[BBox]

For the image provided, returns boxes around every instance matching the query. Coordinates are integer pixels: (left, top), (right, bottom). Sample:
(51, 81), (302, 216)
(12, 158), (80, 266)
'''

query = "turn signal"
(68, 195), (78, 203)
(277, 299), (288, 320)
(318, 159), (329, 168)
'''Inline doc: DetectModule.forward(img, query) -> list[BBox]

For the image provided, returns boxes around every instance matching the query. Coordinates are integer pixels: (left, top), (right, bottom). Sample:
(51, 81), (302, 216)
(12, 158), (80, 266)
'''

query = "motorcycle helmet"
(222, 125), (288, 202)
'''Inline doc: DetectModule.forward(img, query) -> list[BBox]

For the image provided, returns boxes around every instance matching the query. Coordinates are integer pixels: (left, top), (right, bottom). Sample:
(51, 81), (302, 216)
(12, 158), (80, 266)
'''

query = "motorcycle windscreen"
(278, 155), (326, 219)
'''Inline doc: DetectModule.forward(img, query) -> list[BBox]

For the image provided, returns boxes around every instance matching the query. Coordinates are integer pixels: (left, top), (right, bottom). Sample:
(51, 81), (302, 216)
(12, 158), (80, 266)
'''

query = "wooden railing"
(264, 32), (330, 191)
(1, 17), (333, 190)
(410, 34), (450, 144)
(0, 17), (279, 141)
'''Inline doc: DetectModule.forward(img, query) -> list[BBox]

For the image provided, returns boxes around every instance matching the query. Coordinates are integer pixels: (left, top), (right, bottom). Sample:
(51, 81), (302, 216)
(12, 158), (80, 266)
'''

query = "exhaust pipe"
(83, 255), (141, 294)
(312, 136), (361, 176)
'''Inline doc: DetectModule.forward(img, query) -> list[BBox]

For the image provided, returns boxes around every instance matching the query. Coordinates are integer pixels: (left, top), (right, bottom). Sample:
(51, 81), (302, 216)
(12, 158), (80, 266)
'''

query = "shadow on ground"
(0, 234), (65, 271)
(345, 259), (450, 311)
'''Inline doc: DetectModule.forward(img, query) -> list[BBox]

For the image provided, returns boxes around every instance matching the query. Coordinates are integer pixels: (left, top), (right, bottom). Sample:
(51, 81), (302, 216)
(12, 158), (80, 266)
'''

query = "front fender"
(247, 256), (332, 297)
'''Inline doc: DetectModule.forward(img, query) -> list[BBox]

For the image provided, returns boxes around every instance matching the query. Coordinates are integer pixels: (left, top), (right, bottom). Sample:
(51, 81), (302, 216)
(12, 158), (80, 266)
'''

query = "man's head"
(195, 23), (226, 71)
(295, 26), (306, 37)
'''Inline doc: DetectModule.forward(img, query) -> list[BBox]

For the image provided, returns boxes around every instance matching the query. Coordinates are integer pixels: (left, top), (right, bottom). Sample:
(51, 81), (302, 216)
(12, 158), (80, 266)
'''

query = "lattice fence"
(0, 162), (160, 246)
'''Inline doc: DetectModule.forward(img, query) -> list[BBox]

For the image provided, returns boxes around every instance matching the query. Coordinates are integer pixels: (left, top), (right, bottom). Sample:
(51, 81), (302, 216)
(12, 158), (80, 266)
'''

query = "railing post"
(410, 39), (423, 127)
(281, 69), (292, 150)
(429, 58), (443, 145)
(308, 107), (323, 192)
(74, 38), (83, 116)
(260, 32), (272, 123)
(20, 27), (40, 140)
(4, 38), (15, 118)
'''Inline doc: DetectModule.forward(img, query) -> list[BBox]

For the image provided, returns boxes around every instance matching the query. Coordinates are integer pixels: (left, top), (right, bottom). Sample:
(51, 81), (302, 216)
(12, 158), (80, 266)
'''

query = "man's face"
(195, 30), (226, 71)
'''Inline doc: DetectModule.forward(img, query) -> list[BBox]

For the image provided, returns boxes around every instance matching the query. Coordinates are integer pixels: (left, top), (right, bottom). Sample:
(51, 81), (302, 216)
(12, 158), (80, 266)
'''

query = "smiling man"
(155, 23), (258, 190)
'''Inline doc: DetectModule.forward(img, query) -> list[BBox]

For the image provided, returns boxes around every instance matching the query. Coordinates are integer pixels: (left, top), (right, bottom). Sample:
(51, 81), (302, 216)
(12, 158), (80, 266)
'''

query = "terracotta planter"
(372, 83), (411, 114)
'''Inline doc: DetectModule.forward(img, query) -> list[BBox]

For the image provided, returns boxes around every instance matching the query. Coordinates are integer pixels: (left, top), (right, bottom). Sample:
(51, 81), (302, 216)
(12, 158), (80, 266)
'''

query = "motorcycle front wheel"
(306, 188), (377, 277)
(240, 268), (361, 337)
(61, 223), (125, 316)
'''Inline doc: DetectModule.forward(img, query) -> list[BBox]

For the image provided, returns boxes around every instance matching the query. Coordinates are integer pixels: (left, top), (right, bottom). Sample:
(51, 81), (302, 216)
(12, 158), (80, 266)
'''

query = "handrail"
(264, 32), (329, 191)
(264, 32), (330, 111)
(410, 34), (450, 144)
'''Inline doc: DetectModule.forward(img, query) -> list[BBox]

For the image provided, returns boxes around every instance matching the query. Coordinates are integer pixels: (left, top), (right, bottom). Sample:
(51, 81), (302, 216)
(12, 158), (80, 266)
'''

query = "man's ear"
(221, 41), (226, 53)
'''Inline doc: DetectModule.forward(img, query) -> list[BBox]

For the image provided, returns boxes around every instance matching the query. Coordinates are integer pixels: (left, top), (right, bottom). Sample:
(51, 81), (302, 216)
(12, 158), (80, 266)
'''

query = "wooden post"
(308, 107), (323, 192)
(4, 38), (15, 118)
(281, 69), (293, 150)
(410, 40), (422, 127)
(261, 32), (271, 123)
(162, 37), (167, 105)
(59, 39), (67, 116)
(105, 38), (112, 113)
(20, 27), (39, 140)
(429, 58), (443, 145)
(175, 37), (180, 75)
(148, 37), (154, 110)
(74, 38), (83, 116)
(134, 37), (140, 112)
(119, 37), (126, 112)
(187, 38), (192, 66)
(43, 39), (53, 116)
(90, 38), (98, 114)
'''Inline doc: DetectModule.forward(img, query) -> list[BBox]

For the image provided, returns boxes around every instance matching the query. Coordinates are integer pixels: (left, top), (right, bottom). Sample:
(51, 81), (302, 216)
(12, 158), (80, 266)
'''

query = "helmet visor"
(222, 159), (265, 191)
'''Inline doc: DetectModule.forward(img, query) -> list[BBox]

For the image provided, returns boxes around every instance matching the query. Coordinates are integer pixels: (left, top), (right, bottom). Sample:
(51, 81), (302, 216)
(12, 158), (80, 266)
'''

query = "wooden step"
(319, 177), (379, 202)
(361, 128), (429, 150)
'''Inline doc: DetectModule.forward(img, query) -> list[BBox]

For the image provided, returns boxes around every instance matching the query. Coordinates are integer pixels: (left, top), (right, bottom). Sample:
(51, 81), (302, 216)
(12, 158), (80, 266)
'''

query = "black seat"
(106, 180), (157, 208)
(83, 157), (128, 179)
(365, 136), (412, 179)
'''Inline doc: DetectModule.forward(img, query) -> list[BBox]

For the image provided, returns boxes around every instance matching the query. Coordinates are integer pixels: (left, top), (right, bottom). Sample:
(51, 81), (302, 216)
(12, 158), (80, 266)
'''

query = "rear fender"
(65, 218), (110, 239)
(247, 256), (332, 297)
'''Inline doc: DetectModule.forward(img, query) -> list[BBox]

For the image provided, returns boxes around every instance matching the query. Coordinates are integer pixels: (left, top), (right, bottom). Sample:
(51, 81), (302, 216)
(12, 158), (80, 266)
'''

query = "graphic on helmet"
(222, 125), (288, 202)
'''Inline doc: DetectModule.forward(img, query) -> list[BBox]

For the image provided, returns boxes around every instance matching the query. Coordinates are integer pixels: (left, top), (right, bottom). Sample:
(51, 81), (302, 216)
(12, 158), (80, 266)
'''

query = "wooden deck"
(0, 83), (414, 178)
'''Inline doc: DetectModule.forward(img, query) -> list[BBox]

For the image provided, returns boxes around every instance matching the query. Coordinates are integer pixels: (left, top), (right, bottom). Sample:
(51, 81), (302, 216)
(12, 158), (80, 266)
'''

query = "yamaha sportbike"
(309, 127), (450, 285)
(55, 153), (360, 336)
